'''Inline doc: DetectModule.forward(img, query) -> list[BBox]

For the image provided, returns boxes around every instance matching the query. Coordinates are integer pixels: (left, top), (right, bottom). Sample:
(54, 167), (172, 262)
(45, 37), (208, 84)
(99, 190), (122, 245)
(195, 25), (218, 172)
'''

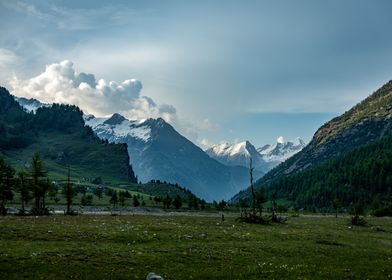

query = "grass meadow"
(0, 214), (391, 279)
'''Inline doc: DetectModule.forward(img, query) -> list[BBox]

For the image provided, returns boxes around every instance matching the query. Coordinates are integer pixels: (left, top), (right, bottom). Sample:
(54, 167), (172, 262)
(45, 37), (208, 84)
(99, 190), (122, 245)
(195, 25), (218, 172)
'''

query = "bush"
(372, 204), (392, 217)
(81, 194), (93, 206)
(237, 214), (269, 225)
(351, 215), (367, 226)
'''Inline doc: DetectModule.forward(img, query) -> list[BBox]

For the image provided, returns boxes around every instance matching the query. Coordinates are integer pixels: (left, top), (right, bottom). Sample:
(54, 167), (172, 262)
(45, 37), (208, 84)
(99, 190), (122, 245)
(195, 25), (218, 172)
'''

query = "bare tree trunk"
(250, 158), (256, 217)
(66, 166), (72, 214)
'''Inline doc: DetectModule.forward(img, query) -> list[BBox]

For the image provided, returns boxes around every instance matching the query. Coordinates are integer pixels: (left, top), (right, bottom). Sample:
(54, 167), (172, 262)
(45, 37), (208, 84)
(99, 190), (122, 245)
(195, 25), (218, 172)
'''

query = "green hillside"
(0, 86), (136, 186)
(262, 135), (392, 210)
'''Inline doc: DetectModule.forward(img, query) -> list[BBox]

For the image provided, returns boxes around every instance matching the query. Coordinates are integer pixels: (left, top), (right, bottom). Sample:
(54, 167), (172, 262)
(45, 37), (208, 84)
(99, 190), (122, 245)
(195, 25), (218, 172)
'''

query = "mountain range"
(8, 78), (392, 208)
(257, 137), (306, 167)
(13, 94), (305, 201)
(83, 114), (250, 201)
(206, 137), (305, 173)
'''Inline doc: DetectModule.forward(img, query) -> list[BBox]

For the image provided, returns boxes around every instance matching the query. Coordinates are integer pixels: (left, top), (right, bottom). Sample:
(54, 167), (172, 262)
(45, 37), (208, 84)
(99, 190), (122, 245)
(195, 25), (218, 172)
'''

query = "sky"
(1, 0), (392, 148)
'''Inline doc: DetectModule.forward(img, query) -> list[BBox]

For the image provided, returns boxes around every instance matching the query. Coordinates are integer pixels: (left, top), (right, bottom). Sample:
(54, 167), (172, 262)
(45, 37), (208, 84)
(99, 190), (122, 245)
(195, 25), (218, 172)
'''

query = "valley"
(2, 2), (392, 279)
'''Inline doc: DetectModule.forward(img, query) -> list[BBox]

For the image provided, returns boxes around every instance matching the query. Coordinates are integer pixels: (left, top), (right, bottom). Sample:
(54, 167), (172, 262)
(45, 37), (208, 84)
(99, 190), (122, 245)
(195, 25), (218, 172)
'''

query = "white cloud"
(277, 136), (285, 144)
(196, 118), (219, 132)
(9, 59), (219, 146)
(10, 60), (176, 122)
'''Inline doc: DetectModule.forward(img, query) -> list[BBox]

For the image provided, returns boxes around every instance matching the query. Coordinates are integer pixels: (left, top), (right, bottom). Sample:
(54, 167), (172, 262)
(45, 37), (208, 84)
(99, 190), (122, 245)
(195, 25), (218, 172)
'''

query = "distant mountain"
(206, 141), (268, 175)
(258, 136), (306, 168)
(1, 87), (137, 185)
(84, 114), (251, 201)
(231, 80), (392, 205)
(206, 137), (305, 174)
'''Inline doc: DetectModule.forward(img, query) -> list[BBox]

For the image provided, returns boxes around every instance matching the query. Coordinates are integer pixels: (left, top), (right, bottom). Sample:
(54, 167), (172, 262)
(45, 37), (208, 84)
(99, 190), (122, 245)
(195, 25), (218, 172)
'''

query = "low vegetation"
(0, 215), (391, 279)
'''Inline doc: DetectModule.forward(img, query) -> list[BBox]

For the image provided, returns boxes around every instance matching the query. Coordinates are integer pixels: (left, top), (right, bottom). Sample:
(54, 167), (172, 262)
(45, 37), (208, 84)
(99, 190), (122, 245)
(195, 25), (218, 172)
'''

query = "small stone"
(146, 272), (164, 280)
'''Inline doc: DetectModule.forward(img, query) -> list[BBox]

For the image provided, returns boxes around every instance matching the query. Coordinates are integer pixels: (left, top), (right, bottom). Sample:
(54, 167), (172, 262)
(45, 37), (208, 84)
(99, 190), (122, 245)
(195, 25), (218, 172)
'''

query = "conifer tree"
(0, 157), (15, 215)
(110, 191), (118, 207)
(30, 153), (48, 215)
(173, 195), (182, 209)
(132, 195), (140, 207)
(16, 170), (30, 214)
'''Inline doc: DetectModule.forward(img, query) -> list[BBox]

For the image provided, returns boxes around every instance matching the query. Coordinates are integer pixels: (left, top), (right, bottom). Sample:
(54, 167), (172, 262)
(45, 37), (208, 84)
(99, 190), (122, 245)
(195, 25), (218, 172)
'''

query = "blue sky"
(1, 0), (392, 148)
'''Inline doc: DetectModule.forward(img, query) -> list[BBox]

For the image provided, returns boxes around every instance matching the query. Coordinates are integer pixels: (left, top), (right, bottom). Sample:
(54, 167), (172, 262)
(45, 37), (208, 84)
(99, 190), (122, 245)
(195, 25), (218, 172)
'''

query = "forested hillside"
(263, 135), (392, 210)
(0, 87), (137, 185)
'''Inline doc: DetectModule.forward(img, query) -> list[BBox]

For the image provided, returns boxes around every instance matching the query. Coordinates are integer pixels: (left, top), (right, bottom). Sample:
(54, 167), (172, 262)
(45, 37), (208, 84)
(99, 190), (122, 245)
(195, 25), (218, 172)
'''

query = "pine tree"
(16, 170), (30, 214)
(332, 198), (341, 218)
(255, 190), (267, 216)
(119, 191), (125, 206)
(132, 195), (140, 207)
(30, 153), (48, 214)
(0, 157), (15, 215)
(110, 191), (118, 207)
(173, 195), (182, 209)
(93, 187), (103, 199)
(163, 194), (172, 209)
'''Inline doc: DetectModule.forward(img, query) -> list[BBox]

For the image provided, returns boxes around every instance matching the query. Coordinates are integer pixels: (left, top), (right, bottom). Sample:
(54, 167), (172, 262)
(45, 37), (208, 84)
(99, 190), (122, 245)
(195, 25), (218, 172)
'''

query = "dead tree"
(250, 158), (256, 217)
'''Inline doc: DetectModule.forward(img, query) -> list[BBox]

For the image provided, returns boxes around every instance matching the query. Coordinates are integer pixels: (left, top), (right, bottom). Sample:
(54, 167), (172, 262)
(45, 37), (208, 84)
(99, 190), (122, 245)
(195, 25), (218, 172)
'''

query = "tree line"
(0, 153), (233, 215)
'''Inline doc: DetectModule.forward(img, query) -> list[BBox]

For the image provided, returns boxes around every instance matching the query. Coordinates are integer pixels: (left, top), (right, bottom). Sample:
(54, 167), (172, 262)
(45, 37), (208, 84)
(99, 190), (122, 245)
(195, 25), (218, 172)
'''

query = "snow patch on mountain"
(210, 141), (251, 157)
(207, 137), (306, 174)
(14, 96), (152, 143)
(206, 140), (269, 174)
(84, 114), (151, 142)
(258, 137), (306, 166)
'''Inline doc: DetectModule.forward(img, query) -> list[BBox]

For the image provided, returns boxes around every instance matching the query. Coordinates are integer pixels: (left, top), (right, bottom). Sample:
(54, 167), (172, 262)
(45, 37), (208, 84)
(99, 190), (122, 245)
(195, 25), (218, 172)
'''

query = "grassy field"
(0, 214), (391, 279)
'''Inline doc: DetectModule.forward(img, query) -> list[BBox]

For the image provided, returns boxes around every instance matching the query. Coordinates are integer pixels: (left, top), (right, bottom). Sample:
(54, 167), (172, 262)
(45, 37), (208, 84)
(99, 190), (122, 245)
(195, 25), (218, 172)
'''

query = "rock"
(146, 272), (164, 280)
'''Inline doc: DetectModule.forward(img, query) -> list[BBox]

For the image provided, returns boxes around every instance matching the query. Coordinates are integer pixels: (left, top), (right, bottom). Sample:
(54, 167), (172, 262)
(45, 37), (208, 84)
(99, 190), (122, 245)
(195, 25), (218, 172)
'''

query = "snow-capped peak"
(258, 136), (306, 166)
(14, 96), (152, 143)
(83, 114), (151, 142)
(209, 141), (253, 157)
(206, 140), (269, 173)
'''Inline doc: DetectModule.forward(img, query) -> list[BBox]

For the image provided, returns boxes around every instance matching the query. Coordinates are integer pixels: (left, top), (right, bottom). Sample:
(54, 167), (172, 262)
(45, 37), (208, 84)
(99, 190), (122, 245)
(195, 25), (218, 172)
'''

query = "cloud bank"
(10, 60), (177, 122)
